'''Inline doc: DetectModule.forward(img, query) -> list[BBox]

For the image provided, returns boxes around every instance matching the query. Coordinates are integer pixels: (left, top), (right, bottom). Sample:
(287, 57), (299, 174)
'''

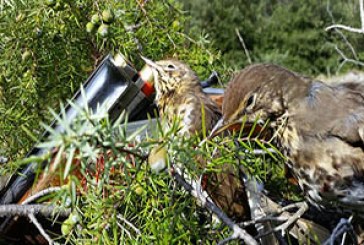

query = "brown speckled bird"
(142, 57), (220, 135)
(143, 57), (251, 222)
(219, 63), (364, 215)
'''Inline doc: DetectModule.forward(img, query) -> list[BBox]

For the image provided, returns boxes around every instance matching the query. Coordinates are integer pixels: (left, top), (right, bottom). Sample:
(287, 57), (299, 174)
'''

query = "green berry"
(97, 24), (109, 37)
(172, 20), (180, 29)
(86, 22), (94, 33)
(61, 212), (80, 236)
(23, 70), (32, 78)
(69, 213), (80, 224)
(91, 14), (100, 25)
(59, 24), (66, 34)
(61, 219), (73, 236)
(102, 9), (114, 24)
(34, 28), (43, 38)
(134, 185), (144, 195)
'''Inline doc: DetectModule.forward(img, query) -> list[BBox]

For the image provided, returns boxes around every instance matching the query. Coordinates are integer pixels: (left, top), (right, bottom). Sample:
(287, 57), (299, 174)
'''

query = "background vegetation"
(182, 0), (364, 74)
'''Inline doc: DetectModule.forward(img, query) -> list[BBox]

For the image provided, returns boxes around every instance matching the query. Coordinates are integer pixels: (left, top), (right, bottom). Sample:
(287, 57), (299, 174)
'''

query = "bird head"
(141, 57), (200, 100)
(211, 64), (296, 136)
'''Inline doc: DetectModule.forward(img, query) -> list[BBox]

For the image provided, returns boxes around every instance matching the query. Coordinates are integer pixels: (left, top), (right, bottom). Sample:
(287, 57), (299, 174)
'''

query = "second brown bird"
(219, 63), (364, 216)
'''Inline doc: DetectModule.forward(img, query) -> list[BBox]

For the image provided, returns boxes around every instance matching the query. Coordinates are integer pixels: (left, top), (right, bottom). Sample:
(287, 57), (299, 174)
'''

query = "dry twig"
(323, 217), (357, 245)
(28, 213), (54, 245)
(170, 165), (259, 245)
(334, 45), (364, 71)
(0, 204), (70, 217)
(21, 186), (64, 245)
(22, 186), (62, 205)
(117, 214), (141, 236)
(325, 0), (364, 33)
(235, 28), (252, 64)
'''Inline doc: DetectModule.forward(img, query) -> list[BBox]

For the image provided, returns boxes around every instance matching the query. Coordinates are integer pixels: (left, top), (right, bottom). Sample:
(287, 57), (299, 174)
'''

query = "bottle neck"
(135, 65), (155, 98)
(113, 53), (155, 98)
(112, 53), (138, 79)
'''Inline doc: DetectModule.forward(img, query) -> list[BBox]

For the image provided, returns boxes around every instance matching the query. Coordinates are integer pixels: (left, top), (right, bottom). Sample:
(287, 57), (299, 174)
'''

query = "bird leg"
(255, 201), (309, 239)
(273, 201), (309, 235)
(322, 217), (358, 245)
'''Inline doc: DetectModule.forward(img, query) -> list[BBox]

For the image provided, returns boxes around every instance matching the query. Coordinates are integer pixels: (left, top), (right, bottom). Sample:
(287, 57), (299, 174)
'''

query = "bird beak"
(140, 56), (163, 87)
(207, 118), (244, 139)
(141, 56), (160, 70)
(208, 115), (266, 139)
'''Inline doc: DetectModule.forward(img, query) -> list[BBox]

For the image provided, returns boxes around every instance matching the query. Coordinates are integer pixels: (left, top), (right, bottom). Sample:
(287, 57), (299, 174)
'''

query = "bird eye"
(246, 94), (256, 108)
(167, 64), (176, 70)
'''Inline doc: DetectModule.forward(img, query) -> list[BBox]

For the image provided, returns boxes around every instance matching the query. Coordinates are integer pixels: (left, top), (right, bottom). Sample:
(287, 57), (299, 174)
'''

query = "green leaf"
(127, 124), (147, 141)
(255, 139), (278, 161)
(53, 144), (65, 172)
(64, 146), (75, 179)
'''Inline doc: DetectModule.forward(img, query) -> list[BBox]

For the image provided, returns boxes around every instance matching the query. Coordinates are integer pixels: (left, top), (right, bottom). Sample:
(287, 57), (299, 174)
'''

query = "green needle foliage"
(0, 0), (221, 162)
(27, 100), (289, 244)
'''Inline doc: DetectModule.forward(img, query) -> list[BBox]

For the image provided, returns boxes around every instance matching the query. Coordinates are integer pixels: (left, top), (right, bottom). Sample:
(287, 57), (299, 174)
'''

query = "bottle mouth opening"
(139, 65), (154, 84)
(112, 53), (128, 68)
(112, 53), (155, 97)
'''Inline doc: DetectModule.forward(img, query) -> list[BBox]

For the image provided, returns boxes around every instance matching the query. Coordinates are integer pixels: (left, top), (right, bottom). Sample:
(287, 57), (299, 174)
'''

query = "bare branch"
(170, 165), (258, 245)
(258, 202), (324, 241)
(323, 217), (358, 245)
(217, 235), (239, 245)
(235, 28), (252, 64)
(246, 181), (330, 244)
(28, 214), (54, 245)
(240, 216), (287, 228)
(22, 187), (63, 205)
(326, 0), (364, 33)
(326, 3), (359, 60)
(117, 214), (141, 235)
(19, 187), (64, 244)
(273, 202), (309, 235)
(0, 204), (71, 218)
(334, 45), (364, 72)
(325, 24), (364, 33)
(114, 143), (148, 161)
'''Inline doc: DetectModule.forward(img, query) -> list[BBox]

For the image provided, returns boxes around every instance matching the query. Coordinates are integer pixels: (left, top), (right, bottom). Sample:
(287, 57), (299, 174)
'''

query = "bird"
(141, 57), (221, 135)
(142, 57), (252, 222)
(216, 63), (364, 215)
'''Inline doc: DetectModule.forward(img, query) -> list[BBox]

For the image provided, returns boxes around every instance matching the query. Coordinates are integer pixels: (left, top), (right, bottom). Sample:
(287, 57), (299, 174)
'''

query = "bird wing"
(295, 81), (364, 146)
(292, 81), (364, 211)
(176, 93), (221, 135)
(329, 82), (364, 145)
(190, 94), (221, 133)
